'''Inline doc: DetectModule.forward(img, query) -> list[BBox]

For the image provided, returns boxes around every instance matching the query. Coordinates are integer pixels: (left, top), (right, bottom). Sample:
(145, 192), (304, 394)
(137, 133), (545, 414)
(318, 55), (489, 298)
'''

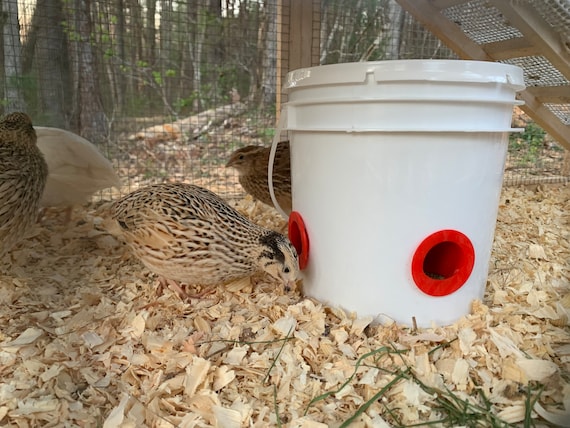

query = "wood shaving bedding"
(0, 185), (568, 427)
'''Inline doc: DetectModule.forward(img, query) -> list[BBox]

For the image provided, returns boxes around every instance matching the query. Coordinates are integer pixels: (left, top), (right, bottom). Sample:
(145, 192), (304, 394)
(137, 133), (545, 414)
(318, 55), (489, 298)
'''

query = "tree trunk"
(34, 0), (70, 127)
(114, 0), (126, 112)
(127, 0), (143, 103)
(320, 2), (340, 65)
(385, 0), (404, 60)
(159, 0), (173, 109)
(188, 0), (206, 111)
(260, 0), (276, 107)
(2, 0), (26, 112)
(145, 0), (156, 66)
(207, 0), (222, 64)
(69, 0), (108, 143)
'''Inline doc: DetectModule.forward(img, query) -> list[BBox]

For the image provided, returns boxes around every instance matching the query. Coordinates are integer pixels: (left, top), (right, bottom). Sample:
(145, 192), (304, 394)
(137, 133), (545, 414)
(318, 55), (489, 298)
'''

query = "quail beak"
(284, 279), (297, 292)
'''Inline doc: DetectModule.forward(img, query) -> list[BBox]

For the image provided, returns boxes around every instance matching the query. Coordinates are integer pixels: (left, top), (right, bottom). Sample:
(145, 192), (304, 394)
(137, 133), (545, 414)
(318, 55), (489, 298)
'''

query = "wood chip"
(0, 185), (568, 426)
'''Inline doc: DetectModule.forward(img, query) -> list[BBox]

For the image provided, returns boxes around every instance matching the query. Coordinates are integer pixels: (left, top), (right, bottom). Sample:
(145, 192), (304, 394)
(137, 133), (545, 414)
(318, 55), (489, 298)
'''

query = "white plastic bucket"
(273, 60), (525, 327)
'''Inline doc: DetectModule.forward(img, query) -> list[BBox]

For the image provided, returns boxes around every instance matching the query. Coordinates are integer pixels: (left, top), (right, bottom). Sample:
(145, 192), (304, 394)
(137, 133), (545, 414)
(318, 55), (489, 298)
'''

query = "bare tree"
(98, 0), (127, 115)
(206, 0), (223, 66)
(145, 0), (157, 65)
(127, 0), (145, 106)
(68, 0), (108, 143)
(385, 0), (404, 60)
(259, 0), (276, 107)
(2, 0), (26, 112)
(187, 0), (207, 110)
(320, 1), (341, 64)
(33, 0), (70, 127)
(159, 0), (174, 106)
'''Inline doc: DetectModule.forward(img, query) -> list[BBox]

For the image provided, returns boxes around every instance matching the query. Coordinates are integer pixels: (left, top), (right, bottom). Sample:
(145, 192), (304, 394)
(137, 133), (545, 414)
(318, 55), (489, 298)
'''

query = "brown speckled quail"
(0, 112), (48, 256)
(109, 182), (300, 297)
(226, 141), (292, 213)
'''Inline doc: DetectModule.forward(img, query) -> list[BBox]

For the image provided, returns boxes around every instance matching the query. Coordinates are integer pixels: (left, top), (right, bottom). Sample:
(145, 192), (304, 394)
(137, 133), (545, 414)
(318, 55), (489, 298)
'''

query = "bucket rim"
(285, 98), (526, 106)
(283, 128), (524, 133)
(284, 60), (525, 92)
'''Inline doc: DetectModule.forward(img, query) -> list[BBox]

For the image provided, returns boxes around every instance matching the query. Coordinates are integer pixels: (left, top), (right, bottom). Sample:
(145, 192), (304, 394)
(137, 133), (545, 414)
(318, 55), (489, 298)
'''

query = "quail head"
(0, 112), (48, 256)
(226, 141), (292, 213)
(109, 183), (300, 297)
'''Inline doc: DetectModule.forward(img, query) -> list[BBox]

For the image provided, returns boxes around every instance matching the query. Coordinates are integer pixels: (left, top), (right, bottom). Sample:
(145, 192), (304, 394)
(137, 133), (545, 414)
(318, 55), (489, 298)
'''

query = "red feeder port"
(288, 211), (309, 270)
(411, 230), (475, 297)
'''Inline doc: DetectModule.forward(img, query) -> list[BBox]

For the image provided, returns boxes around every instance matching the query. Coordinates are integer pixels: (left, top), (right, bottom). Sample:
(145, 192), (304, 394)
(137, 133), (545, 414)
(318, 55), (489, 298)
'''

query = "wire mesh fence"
(2, 0), (568, 201)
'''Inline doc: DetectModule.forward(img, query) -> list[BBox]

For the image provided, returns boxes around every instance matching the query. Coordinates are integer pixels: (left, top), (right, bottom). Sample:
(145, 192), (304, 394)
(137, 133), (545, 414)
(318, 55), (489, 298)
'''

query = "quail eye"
(284, 267), (290, 273)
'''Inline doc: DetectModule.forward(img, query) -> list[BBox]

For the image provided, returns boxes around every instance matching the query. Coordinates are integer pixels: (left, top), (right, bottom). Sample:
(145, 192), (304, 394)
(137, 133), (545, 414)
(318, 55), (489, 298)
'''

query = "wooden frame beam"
(276, 0), (320, 122)
(482, 38), (540, 61)
(489, 0), (570, 81)
(517, 93), (570, 147)
(395, 0), (490, 60)
(526, 86), (570, 104)
(396, 0), (570, 151)
(431, 0), (470, 10)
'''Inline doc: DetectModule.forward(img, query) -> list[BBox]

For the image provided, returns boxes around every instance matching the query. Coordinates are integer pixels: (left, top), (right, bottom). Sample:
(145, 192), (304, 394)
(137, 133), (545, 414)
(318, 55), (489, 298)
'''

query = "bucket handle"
(268, 108), (289, 219)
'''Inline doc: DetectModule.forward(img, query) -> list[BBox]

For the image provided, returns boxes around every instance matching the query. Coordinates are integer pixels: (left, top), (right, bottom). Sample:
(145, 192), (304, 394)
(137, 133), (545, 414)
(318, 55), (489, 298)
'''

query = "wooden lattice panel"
(396, 0), (570, 152)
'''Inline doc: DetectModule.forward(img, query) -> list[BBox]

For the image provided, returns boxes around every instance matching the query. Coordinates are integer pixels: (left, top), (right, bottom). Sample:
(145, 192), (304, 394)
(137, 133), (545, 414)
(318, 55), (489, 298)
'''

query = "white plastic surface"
(284, 60), (525, 327)
(285, 60), (525, 89)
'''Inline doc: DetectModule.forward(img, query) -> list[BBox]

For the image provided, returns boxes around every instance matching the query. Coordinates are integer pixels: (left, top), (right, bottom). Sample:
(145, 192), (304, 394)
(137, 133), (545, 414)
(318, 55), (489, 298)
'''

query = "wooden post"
(276, 0), (320, 124)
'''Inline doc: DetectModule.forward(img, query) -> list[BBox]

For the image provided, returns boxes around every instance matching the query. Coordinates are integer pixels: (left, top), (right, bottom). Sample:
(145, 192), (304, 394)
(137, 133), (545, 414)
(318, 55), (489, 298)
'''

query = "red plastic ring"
(411, 229), (475, 297)
(288, 211), (309, 270)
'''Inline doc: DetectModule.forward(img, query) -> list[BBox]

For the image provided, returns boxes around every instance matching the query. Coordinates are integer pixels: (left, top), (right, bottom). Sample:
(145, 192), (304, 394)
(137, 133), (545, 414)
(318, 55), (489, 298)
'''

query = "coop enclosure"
(2, 0), (569, 197)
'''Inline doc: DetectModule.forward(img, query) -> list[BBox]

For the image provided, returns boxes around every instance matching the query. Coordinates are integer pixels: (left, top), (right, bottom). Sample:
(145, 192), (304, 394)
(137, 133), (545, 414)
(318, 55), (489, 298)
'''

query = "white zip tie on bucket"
(268, 109), (289, 219)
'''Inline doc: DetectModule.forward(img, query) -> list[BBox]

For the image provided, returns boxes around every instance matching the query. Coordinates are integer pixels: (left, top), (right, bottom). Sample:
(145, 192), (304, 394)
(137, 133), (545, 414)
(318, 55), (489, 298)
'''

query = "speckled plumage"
(226, 141), (292, 213)
(0, 112), (48, 255)
(110, 183), (299, 292)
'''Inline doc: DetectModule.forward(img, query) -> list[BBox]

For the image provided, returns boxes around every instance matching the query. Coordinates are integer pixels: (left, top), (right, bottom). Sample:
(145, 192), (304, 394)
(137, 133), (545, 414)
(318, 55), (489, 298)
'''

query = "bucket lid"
(284, 60), (525, 91)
